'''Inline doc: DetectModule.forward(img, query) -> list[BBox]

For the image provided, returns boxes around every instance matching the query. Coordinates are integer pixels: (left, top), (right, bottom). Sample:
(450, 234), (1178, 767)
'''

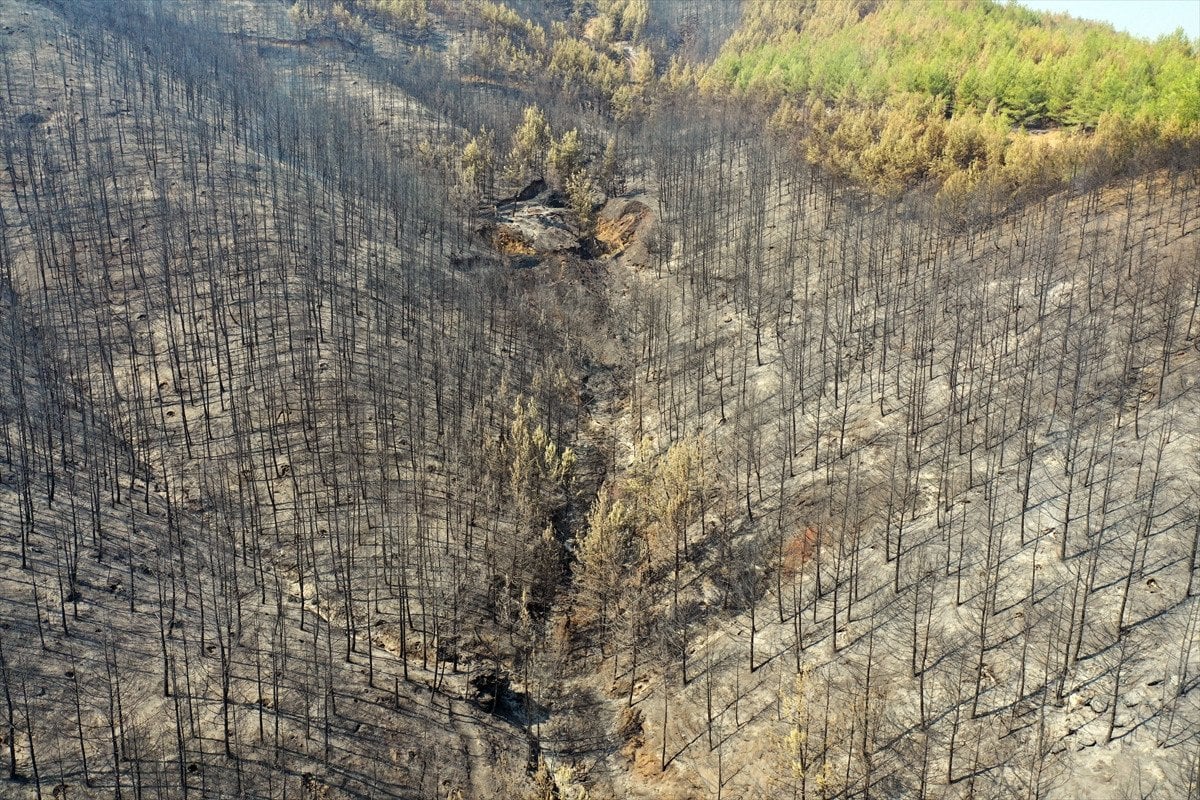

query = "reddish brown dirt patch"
(782, 526), (820, 577)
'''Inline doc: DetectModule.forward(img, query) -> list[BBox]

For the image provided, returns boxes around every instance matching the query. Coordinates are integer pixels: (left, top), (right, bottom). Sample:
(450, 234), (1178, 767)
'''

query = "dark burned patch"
(540, 189), (567, 209)
(449, 253), (492, 273)
(513, 179), (546, 202)
(17, 112), (46, 126)
(577, 235), (607, 259)
(471, 672), (548, 726)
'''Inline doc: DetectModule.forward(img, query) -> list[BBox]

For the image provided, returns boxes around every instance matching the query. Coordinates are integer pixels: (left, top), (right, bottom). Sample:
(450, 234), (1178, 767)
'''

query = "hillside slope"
(703, 0), (1199, 198)
(0, 1), (1197, 799)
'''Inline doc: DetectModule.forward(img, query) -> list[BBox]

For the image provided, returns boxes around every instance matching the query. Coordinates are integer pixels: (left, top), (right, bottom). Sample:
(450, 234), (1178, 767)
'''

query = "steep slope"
(579, 139), (1200, 796)
(0, 1), (1197, 799)
(0, 0), (583, 795)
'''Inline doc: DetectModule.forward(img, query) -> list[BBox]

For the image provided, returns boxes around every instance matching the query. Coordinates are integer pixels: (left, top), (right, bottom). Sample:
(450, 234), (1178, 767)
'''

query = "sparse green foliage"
(528, 757), (556, 800)
(781, 666), (814, 792)
(352, 0), (429, 29)
(552, 763), (590, 800)
(588, 0), (648, 43)
(623, 437), (707, 570)
(549, 37), (626, 106)
(577, 494), (633, 616)
(505, 105), (552, 185)
(505, 396), (575, 523)
(288, 1), (369, 44)
(598, 135), (621, 195)
(565, 169), (599, 237)
(548, 129), (584, 186)
(461, 128), (495, 197)
(778, 665), (850, 799)
(630, 45), (654, 85)
(528, 757), (588, 800)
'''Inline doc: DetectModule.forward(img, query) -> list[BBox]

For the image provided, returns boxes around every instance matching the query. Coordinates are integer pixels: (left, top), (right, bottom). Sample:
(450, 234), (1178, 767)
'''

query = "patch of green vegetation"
(711, 0), (1199, 130)
(699, 0), (1197, 202)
